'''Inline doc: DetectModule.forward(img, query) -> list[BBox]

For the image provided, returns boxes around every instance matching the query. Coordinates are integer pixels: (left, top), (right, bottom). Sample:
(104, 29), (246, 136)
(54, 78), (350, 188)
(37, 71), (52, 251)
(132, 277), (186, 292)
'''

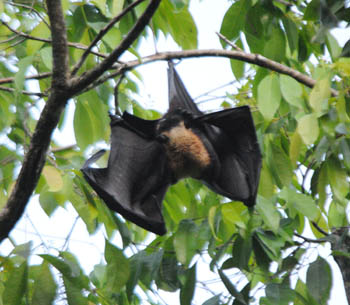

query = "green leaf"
(173, 219), (198, 266)
(266, 283), (296, 305)
(309, 79), (330, 116)
(27, 21), (50, 55)
(255, 230), (284, 260)
(220, 0), (251, 45)
(279, 75), (303, 108)
(180, 263), (196, 305)
(14, 56), (33, 92)
(328, 201), (347, 228)
(326, 32), (341, 60)
(12, 241), (32, 259)
(297, 113), (319, 145)
(264, 26), (286, 62)
(221, 202), (247, 230)
(218, 269), (247, 304)
(3, 262), (28, 305)
(306, 256), (332, 305)
(256, 196), (280, 233)
(279, 188), (319, 221)
(269, 143), (293, 188)
(104, 240), (130, 292)
(32, 262), (57, 305)
(73, 99), (96, 150)
(42, 165), (63, 192)
(63, 277), (88, 305)
(258, 74), (281, 120)
(289, 131), (302, 166)
(326, 157), (349, 200)
(202, 295), (221, 305)
(231, 234), (252, 270)
(282, 17), (298, 53)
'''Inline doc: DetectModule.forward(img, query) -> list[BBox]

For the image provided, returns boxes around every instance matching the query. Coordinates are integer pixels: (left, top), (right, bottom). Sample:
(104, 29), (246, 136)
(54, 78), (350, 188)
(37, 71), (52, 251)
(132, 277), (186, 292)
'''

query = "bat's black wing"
(167, 62), (261, 207)
(167, 62), (203, 115)
(195, 106), (261, 207)
(81, 114), (171, 235)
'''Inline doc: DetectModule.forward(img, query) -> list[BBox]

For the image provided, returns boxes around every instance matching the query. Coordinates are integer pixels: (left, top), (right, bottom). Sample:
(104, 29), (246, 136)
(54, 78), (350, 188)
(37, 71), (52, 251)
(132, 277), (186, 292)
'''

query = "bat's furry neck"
(157, 110), (211, 180)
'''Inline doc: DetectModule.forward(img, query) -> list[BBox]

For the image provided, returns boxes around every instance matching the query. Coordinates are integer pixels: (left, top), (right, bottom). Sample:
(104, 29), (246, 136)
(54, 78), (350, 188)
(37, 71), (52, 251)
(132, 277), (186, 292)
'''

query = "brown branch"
(0, 0), (70, 243)
(79, 49), (337, 95)
(1, 21), (107, 58)
(5, 1), (51, 29)
(0, 86), (48, 97)
(71, 0), (147, 76)
(0, 0), (161, 243)
(69, 0), (161, 95)
(0, 72), (52, 85)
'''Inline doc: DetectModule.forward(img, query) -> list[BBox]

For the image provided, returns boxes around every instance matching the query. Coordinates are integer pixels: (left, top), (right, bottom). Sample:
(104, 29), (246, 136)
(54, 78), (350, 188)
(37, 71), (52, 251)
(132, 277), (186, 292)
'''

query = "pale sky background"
(1, 0), (350, 304)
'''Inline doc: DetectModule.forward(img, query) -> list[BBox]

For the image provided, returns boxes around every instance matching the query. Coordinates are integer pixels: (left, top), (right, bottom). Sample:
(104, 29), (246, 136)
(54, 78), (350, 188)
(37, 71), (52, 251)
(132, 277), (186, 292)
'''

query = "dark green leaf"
(266, 283), (296, 305)
(218, 269), (247, 304)
(220, 0), (251, 46)
(3, 261), (28, 305)
(32, 262), (57, 305)
(231, 234), (252, 270)
(173, 219), (199, 266)
(180, 263), (196, 305)
(202, 294), (221, 305)
(104, 240), (130, 292)
(306, 256), (332, 305)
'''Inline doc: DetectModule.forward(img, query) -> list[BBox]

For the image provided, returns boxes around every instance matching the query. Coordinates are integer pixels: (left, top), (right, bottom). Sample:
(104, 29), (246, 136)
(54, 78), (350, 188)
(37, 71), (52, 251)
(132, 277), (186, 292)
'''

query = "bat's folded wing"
(197, 106), (262, 207)
(81, 117), (170, 235)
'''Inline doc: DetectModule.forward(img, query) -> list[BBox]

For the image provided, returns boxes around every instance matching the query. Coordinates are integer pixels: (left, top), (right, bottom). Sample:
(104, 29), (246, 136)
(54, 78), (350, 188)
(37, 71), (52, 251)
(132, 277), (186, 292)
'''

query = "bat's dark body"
(82, 63), (261, 235)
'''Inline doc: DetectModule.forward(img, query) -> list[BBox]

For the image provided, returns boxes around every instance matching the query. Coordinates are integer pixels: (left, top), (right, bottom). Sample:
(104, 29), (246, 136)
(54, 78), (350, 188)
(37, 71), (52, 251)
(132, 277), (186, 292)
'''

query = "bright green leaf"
(328, 201), (347, 228)
(42, 165), (63, 192)
(309, 79), (330, 116)
(258, 74), (281, 120)
(280, 74), (303, 108)
(297, 113), (319, 145)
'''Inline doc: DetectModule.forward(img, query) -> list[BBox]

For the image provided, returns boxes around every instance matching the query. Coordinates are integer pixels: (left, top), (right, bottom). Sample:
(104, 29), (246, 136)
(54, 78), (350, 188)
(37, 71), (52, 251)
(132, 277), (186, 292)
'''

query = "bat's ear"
(167, 61), (202, 115)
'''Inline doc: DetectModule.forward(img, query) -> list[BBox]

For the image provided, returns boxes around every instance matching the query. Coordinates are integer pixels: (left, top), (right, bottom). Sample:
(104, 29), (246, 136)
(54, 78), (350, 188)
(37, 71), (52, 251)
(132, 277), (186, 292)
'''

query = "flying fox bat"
(81, 62), (261, 235)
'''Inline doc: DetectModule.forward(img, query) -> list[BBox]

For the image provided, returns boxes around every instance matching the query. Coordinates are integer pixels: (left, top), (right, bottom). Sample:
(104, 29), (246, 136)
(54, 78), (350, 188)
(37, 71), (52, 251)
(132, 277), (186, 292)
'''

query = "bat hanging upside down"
(81, 62), (262, 235)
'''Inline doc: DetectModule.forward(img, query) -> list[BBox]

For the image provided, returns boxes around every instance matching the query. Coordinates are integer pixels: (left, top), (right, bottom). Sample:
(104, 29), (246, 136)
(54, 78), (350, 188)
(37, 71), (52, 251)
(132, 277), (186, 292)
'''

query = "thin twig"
(0, 85), (48, 97)
(114, 74), (125, 115)
(1, 21), (107, 58)
(71, 0), (147, 76)
(5, 1), (51, 29)
(216, 32), (243, 52)
(312, 221), (329, 236)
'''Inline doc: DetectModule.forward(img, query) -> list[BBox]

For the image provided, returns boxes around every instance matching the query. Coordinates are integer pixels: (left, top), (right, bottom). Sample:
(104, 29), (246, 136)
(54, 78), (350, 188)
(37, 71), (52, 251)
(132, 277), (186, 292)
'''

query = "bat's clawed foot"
(156, 134), (169, 143)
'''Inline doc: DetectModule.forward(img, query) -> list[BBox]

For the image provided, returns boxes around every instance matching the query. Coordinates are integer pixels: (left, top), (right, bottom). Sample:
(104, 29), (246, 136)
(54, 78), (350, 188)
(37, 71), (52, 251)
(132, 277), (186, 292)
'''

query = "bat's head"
(157, 108), (194, 134)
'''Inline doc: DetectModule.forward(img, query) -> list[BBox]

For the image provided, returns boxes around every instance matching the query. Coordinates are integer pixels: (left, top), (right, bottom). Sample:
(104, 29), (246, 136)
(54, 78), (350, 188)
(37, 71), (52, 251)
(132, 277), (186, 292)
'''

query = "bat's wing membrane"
(82, 116), (171, 235)
(167, 62), (203, 115)
(196, 106), (262, 206)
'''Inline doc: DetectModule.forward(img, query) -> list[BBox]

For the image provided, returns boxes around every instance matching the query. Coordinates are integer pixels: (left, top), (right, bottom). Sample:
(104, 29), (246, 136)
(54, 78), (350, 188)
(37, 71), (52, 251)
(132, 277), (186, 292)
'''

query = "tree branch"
(69, 0), (161, 95)
(0, 0), (161, 243)
(1, 21), (107, 59)
(0, 0), (70, 243)
(71, 0), (147, 76)
(78, 49), (339, 96)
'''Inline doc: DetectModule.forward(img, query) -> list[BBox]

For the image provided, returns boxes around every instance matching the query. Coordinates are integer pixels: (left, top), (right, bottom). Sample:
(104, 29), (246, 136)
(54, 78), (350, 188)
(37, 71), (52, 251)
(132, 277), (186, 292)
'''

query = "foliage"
(0, 0), (350, 304)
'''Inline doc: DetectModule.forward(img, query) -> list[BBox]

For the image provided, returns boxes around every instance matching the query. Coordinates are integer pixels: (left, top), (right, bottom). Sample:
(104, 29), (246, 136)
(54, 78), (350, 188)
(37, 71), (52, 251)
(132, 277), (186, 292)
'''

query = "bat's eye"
(156, 134), (169, 143)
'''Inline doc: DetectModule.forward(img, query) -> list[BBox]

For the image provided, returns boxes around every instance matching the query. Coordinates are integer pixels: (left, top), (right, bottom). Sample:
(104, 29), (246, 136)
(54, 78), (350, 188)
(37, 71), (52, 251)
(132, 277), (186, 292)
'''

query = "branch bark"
(0, 0), (161, 243)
